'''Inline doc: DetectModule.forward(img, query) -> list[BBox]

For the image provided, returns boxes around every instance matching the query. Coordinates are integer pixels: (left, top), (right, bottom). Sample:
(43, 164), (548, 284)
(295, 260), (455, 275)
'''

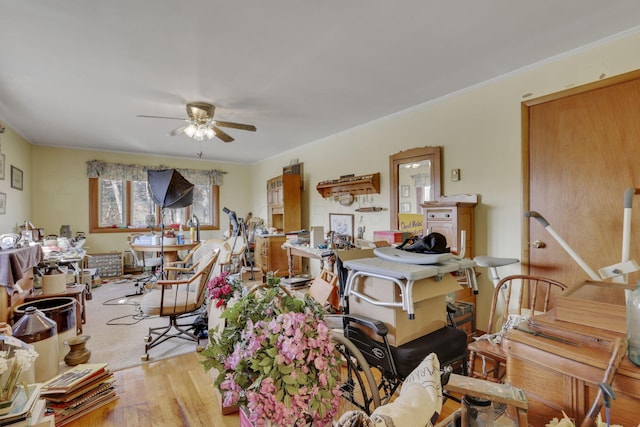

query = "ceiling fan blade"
(169, 125), (188, 136)
(214, 121), (257, 132)
(136, 114), (186, 121)
(213, 126), (234, 143)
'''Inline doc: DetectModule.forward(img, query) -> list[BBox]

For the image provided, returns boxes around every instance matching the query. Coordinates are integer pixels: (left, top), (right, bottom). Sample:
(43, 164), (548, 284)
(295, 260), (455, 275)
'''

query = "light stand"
(223, 207), (255, 280)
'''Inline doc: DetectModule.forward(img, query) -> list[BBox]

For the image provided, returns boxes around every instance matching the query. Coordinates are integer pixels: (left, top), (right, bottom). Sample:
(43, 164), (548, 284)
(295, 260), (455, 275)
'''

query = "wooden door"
(524, 70), (640, 288)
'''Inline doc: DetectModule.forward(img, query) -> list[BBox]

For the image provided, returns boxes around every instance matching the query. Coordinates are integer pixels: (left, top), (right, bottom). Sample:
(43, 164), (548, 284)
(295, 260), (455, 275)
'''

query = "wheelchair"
(328, 304), (468, 416)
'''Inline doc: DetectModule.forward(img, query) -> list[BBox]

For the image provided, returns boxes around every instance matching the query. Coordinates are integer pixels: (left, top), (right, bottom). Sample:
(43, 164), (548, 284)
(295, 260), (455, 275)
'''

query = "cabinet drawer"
(426, 209), (453, 220)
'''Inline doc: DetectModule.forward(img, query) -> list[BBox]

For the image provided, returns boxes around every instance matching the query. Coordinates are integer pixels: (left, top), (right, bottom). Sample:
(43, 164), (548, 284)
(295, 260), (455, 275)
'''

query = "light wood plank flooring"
(63, 350), (460, 426)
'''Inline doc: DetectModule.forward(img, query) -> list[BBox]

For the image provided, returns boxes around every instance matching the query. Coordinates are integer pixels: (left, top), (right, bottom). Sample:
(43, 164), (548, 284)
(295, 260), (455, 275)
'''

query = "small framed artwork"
(400, 202), (411, 213)
(0, 154), (4, 180)
(329, 213), (354, 242)
(11, 166), (23, 191)
(0, 192), (5, 214)
(400, 185), (410, 198)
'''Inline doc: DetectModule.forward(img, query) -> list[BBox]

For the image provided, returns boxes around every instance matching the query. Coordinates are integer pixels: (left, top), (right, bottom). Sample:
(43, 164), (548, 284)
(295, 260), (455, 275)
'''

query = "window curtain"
(86, 160), (224, 186)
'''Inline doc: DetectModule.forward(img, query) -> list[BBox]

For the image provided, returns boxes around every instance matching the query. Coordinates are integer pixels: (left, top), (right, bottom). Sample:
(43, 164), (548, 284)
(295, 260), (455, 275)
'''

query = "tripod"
(228, 217), (256, 280)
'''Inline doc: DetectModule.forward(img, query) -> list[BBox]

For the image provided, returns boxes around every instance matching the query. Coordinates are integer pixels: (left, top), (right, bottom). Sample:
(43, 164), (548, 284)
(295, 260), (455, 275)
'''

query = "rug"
(79, 277), (206, 372)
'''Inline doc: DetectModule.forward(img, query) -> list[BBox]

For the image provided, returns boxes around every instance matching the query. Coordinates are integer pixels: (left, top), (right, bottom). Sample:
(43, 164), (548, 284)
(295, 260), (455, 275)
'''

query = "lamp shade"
(147, 169), (194, 209)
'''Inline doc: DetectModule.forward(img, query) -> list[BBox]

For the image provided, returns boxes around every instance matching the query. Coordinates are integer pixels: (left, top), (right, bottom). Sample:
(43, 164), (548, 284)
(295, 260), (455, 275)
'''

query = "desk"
(0, 245), (43, 322)
(0, 245), (43, 292)
(282, 244), (335, 277)
(282, 244), (376, 276)
(130, 243), (198, 264)
(502, 310), (640, 426)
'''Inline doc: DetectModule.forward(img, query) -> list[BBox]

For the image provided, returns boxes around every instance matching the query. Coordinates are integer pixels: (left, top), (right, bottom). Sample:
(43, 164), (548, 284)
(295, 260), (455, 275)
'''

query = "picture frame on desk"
(329, 213), (354, 242)
(11, 166), (22, 191)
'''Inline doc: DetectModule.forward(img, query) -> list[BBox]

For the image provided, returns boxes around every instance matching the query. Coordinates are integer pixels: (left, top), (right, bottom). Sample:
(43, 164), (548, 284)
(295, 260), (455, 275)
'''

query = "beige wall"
(0, 125), (33, 233)
(3, 29), (640, 327)
(249, 29), (640, 327)
(30, 146), (252, 254)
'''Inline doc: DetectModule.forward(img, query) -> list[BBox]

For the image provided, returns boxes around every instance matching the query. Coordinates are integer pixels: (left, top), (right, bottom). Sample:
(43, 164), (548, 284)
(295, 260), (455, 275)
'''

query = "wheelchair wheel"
(332, 331), (381, 415)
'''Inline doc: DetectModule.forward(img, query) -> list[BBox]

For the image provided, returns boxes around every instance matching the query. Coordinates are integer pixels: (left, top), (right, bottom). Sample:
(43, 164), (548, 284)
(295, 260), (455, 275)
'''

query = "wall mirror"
(389, 146), (441, 230)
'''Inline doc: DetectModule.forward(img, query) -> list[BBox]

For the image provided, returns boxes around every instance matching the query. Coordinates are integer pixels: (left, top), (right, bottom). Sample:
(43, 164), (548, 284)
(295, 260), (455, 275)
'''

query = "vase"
(64, 335), (91, 366)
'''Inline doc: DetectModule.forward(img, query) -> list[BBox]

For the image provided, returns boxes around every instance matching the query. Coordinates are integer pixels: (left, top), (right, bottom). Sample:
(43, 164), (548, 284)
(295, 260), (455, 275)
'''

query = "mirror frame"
(389, 146), (442, 230)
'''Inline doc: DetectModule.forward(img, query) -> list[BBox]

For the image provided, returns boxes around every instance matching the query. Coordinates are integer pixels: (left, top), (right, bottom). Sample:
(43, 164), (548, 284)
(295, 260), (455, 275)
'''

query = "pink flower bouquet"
(202, 275), (342, 426)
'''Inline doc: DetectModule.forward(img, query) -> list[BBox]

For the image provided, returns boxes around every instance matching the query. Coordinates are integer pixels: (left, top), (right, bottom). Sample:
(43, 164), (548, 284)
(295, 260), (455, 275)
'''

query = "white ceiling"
(1, 1), (640, 165)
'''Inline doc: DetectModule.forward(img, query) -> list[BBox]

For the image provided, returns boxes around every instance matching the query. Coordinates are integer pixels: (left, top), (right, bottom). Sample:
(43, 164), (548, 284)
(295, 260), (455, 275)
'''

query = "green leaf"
(278, 364), (293, 375)
(282, 374), (297, 385)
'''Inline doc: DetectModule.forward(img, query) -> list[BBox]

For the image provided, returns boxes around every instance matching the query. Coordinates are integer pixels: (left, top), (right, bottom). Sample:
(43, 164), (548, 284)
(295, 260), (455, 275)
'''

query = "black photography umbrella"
(148, 169), (194, 209)
(148, 169), (195, 276)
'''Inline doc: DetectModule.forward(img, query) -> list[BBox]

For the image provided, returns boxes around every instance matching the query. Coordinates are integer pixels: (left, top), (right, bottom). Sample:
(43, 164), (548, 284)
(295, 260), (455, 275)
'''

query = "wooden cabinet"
(422, 198), (477, 304)
(502, 311), (640, 427)
(254, 235), (301, 278)
(267, 174), (302, 233)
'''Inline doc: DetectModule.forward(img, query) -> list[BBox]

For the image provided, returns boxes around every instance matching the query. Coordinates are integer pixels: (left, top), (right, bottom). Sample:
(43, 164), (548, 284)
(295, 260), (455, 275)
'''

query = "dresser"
(254, 234), (300, 278)
(421, 198), (477, 305)
(502, 310), (640, 426)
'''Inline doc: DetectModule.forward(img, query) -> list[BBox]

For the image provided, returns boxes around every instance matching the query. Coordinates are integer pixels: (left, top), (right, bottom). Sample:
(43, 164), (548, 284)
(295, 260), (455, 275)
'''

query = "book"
(0, 384), (43, 426)
(46, 382), (115, 412)
(40, 364), (108, 395)
(3, 398), (47, 427)
(41, 373), (114, 403)
(50, 390), (119, 427)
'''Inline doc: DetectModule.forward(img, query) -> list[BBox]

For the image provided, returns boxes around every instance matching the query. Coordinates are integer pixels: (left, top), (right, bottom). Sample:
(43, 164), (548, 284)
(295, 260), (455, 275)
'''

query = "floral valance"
(86, 160), (225, 186)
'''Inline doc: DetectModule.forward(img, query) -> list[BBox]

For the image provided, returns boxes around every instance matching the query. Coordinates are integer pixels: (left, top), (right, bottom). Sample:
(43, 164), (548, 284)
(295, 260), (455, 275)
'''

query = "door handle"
(531, 240), (546, 249)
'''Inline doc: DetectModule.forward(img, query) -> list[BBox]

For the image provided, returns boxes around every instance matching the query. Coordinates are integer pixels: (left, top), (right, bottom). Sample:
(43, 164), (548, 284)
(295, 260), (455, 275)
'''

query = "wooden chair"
(164, 239), (231, 279)
(139, 249), (219, 360)
(467, 274), (567, 382)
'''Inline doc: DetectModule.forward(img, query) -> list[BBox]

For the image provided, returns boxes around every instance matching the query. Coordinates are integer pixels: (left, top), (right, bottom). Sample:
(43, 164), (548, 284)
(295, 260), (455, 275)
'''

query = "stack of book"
(0, 383), (52, 427)
(279, 276), (313, 290)
(40, 363), (117, 426)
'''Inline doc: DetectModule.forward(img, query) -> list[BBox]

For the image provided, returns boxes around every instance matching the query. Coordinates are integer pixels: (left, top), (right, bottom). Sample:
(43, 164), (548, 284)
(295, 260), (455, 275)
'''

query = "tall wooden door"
(524, 70), (640, 288)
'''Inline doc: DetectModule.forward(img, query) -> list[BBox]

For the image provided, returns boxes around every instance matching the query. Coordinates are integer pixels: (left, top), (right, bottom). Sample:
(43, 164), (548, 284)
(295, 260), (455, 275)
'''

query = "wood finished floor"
(65, 275), (460, 426)
(63, 350), (461, 426)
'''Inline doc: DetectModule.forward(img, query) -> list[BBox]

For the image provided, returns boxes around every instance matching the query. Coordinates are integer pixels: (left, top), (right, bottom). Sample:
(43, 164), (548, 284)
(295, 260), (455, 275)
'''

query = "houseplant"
(201, 273), (342, 426)
(206, 270), (243, 309)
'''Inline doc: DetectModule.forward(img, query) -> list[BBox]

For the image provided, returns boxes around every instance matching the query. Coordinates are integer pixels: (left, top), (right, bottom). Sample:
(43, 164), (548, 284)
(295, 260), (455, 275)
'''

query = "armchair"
(139, 248), (219, 361)
(164, 239), (231, 279)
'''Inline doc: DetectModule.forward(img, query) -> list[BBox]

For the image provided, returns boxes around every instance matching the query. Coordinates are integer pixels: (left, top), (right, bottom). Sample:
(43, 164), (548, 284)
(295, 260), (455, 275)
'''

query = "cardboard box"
(555, 280), (632, 334)
(451, 301), (475, 343)
(372, 230), (410, 246)
(348, 273), (461, 346)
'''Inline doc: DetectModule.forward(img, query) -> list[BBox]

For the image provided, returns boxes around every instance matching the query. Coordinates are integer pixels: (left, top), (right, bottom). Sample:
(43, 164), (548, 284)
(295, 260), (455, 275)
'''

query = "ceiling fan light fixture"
(184, 123), (197, 138)
(205, 127), (215, 139)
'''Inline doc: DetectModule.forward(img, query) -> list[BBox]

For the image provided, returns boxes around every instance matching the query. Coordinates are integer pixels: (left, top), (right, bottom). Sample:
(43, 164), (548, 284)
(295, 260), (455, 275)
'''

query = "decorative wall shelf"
(316, 172), (380, 198)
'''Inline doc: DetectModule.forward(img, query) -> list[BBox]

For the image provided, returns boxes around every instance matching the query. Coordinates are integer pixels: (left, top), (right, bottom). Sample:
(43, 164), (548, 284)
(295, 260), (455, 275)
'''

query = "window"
(89, 178), (219, 233)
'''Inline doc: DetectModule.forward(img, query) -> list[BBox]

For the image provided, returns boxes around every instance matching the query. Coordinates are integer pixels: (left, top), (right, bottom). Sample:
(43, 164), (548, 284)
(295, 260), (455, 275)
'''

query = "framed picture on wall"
(11, 166), (22, 191)
(0, 154), (4, 180)
(329, 213), (354, 242)
(0, 192), (5, 214)
(401, 202), (411, 213)
(401, 185), (410, 198)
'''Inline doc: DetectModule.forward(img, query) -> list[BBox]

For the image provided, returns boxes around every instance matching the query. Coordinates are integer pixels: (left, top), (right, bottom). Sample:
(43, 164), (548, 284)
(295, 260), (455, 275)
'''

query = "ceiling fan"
(137, 102), (256, 143)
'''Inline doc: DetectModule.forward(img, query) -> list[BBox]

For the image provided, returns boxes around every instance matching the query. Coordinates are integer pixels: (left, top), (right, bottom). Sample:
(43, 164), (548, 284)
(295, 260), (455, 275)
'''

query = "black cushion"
(391, 325), (467, 378)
